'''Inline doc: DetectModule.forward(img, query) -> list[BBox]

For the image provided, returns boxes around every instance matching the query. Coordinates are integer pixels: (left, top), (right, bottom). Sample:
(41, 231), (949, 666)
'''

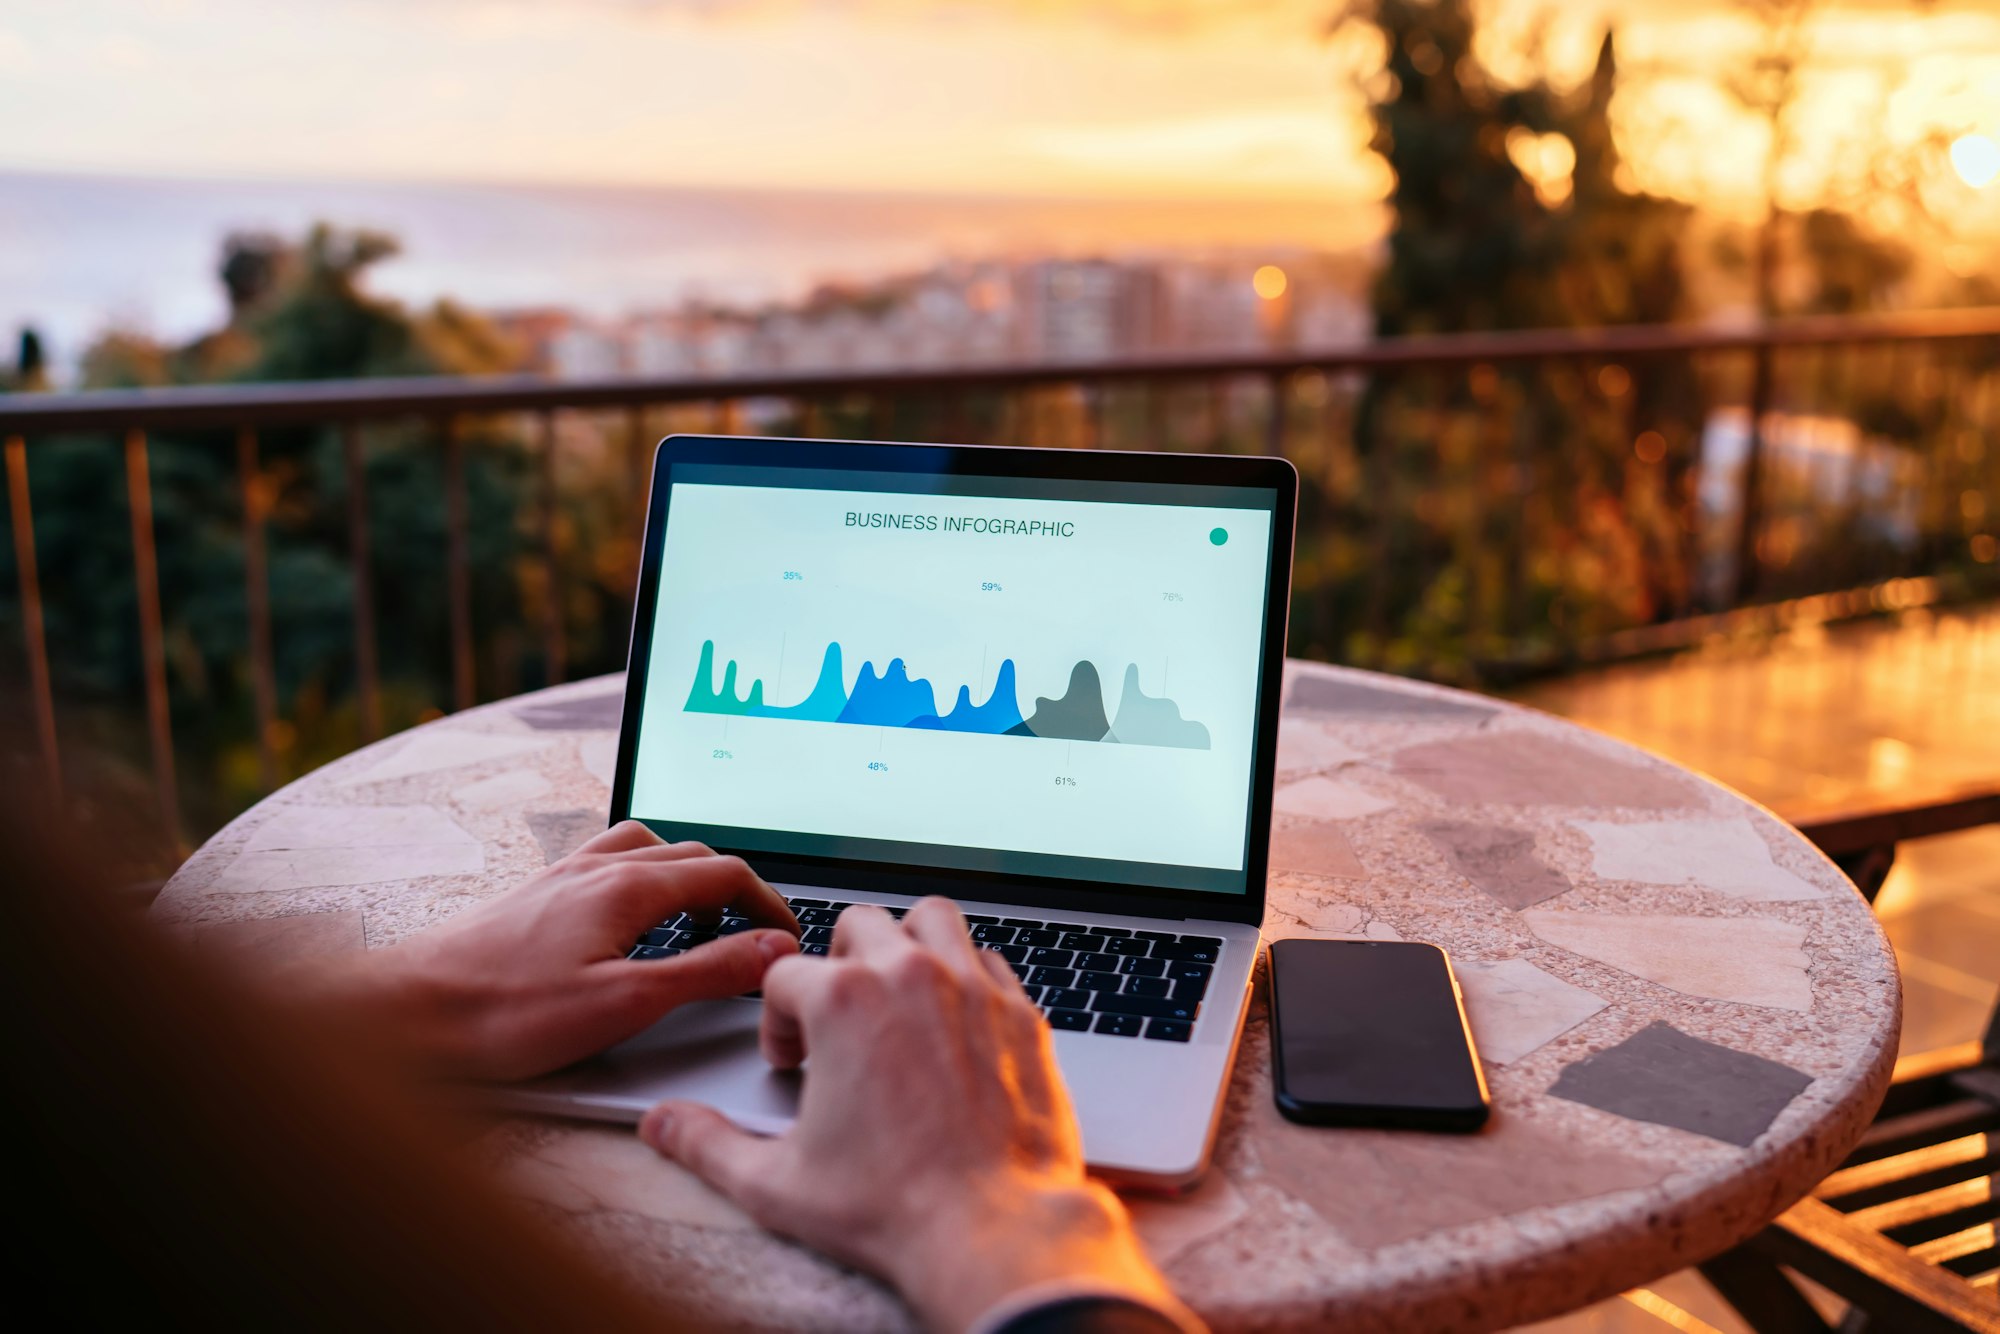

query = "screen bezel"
(610, 434), (1296, 926)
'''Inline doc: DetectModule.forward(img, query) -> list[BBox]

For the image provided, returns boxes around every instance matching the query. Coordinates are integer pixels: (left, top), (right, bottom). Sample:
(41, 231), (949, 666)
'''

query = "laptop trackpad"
(511, 1000), (802, 1130)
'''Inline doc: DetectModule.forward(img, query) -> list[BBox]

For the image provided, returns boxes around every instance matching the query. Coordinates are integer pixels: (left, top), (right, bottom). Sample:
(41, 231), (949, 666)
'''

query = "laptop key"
(1029, 966), (1077, 988)
(1178, 935), (1223, 950)
(630, 945), (671, 960)
(970, 924), (1017, 944)
(987, 944), (1030, 964)
(786, 898), (829, 909)
(1152, 941), (1219, 963)
(1026, 947), (1074, 969)
(1058, 933), (1109, 953)
(1103, 937), (1151, 957)
(1001, 918), (1045, 929)
(801, 926), (834, 945)
(717, 919), (756, 935)
(1145, 1019), (1193, 1043)
(641, 927), (679, 948)
(1076, 971), (1121, 991)
(1094, 1013), (1143, 1037)
(1014, 928), (1061, 947)
(1093, 926), (1133, 937)
(1093, 993), (1199, 1022)
(1166, 960), (1211, 983)
(796, 908), (841, 927)
(1019, 984), (1044, 1004)
(1118, 956), (1167, 978)
(964, 915), (1000, 925)
(1048, 1009), (1093, 1031)
(1173, 974), (1210, 1003)
(1126, 977), (1171, 998)
(1009, 963), (1032, 981)
(679, 931), (718, 949)
(801, 942), (831, 956)
(1042, 987), (1090, 1010)
(1135, 930), (1178, 942)
(1073, 952), (1120, 973)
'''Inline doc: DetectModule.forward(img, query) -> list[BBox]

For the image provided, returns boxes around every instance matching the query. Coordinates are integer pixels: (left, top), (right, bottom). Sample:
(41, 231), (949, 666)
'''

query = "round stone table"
(155, 659), (1901, 1332)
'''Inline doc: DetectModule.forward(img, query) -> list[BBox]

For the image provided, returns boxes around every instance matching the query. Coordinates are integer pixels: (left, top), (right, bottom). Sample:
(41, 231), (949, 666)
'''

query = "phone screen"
(1268, 938), (1489, 1129)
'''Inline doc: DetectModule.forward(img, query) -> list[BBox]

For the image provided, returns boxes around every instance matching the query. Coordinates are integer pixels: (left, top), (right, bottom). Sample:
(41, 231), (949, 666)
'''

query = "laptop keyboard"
(629, 896), (1219, 1043)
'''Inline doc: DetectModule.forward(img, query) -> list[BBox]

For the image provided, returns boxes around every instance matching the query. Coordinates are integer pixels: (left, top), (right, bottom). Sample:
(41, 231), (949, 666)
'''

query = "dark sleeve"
(994, 1295), (1193, 1334)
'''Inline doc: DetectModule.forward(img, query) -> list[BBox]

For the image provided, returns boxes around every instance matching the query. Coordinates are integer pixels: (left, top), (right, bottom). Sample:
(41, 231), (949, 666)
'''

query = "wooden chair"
(1700, 787), (2000, 1332)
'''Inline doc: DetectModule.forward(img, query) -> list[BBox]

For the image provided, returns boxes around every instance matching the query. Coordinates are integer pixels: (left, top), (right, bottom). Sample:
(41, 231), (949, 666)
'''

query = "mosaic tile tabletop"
(154, 661), (1902, 1332)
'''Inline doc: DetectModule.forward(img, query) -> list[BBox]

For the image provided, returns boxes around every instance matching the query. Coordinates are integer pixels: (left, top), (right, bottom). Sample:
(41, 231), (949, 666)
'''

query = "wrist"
(890, 1179), (1183, 1333)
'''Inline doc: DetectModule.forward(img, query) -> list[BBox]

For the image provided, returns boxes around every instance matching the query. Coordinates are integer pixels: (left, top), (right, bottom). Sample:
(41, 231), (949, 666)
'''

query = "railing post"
(5, 434), (60, 798)
(443, 415), (474, 713)
(538, 410), (564, 686)
(236, 425), (279, 791)
(124, 428), (180, 853)
(1733, 342), (1774, 606)
(1266, 371), (1288, 457)
(343, 423), (382, 742)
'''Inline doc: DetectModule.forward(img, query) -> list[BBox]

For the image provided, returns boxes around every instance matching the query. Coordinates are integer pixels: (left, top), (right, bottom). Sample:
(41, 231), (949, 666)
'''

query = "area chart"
(685, 640), (1210, 749)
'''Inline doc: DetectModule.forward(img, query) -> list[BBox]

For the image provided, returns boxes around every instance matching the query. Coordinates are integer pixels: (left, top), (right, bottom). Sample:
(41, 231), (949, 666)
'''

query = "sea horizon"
(0, 165), (1378, 377)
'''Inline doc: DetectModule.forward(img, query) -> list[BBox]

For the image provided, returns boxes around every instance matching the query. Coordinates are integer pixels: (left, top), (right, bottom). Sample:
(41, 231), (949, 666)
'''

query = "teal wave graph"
(685, 640), (1210, 749)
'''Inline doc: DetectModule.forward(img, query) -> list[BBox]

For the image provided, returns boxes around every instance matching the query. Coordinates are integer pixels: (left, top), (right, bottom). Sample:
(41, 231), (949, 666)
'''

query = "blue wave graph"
(685, 640), (1209, 749)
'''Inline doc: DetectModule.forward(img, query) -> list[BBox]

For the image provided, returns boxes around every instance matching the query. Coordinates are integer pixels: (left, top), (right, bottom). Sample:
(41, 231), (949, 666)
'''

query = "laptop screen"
(625, 458), (1282, 896)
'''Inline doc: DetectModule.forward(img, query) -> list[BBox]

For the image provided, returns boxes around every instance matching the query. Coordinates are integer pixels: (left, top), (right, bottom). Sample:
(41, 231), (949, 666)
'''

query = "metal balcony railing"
(5, 306), (2000, 853)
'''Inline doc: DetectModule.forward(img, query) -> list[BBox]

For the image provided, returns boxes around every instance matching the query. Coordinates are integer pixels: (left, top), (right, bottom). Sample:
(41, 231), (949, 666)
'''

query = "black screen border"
(610, 435), (1296, 926)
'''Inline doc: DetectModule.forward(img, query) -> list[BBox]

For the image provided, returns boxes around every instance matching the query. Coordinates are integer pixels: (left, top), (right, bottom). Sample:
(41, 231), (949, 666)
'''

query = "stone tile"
(453, 768), (554, 811)
(1286, 673), (1498, 724)
(337, 731), (551, 787)
(1272, 775), (1396, 821)
(1247, 1096), (1668, 1249)
(1262, 888), (1403, 941)
(1573, 817), (1821, 902)
(214, 804), (484, 893)
(1276, 718), (1366, 772)
(1394, 732), (1701, 811)
(1548, 1021), (1815, 1147)
(516, 690), (625, 732)
(1456, 957), (1609, 1065)
(528, 809), (605, 864)
(190, 909), (366, 963)
(1269, 819), (1367, 879)
(1524, 911), (1812, 1011)
(1424, 820), (1572, 909)
(1125, 1170), (1249, 1266)
(498, 1122), (759, 1232)
(580, 735), (619, 789)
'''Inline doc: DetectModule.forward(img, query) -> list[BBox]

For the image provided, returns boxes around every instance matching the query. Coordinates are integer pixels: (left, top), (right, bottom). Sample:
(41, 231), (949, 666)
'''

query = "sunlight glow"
(1951, 133), (2000, 188)
(1252, 265), (1288, 300)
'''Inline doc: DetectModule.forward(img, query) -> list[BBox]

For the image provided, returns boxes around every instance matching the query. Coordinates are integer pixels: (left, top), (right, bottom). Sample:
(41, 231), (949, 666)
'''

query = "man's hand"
(640, 898), (1192, 1333)
(295, 821), (798, 1082)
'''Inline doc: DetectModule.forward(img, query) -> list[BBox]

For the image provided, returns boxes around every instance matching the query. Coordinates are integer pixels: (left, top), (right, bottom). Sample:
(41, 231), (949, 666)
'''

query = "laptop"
(501, 434), (1296, 1189)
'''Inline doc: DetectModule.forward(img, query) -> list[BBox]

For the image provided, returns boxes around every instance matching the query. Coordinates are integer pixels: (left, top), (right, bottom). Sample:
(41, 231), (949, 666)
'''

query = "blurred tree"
(2, 225), (537, 851)
(1319, 1), (1704, 679)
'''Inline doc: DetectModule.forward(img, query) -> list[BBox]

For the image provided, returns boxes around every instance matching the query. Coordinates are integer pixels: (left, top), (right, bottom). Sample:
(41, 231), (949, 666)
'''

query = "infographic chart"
(685, 641), (1211, 748)
(627, 476), (1274, 882)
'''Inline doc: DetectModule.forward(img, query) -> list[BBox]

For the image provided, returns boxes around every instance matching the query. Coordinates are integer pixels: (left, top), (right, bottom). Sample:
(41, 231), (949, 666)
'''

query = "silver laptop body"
(499, 436), (1297, 1191)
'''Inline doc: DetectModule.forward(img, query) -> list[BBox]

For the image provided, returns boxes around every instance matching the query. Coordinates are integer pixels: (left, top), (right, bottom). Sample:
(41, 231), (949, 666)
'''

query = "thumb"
(641, 1100), (779, 1215)
(625, 929), (797, 1009)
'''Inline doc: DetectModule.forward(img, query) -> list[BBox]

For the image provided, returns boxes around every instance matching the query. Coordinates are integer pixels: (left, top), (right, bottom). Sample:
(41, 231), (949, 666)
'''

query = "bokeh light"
(1252, 265), (1289, 300)
(1950, 133), (2000, 188)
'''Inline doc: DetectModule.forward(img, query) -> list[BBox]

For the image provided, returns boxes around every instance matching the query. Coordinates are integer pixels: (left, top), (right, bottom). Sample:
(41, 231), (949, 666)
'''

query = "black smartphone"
(1268, 938), (1490, 1131)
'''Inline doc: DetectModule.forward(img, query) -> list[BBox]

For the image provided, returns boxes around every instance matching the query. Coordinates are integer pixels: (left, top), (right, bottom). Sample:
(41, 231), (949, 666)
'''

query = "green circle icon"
(1209, 527), (1228, 546)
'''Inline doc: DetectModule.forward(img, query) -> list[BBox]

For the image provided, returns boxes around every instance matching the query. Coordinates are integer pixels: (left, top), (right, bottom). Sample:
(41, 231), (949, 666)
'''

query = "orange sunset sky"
(2, 0), (1996, 235)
